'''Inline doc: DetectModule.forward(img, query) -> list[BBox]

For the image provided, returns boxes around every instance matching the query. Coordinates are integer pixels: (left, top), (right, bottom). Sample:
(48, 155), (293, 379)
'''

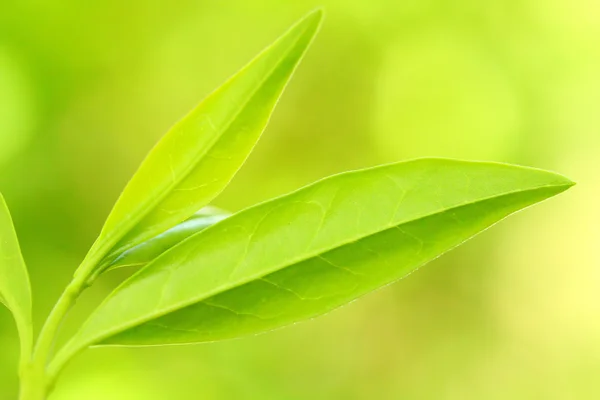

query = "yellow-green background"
(0, 1), (598, 399)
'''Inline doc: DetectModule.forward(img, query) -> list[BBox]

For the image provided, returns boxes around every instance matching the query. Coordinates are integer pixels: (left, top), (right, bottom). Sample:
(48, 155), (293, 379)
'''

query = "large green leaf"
(75, 10), (323, 279)
(0, 192), (32, 365)
(53, 159), (573, 369)
(104, 206), (230, 272)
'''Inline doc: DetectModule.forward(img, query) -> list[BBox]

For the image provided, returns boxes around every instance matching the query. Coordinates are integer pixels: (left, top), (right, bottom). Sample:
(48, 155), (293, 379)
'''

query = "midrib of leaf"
(66, 178), (570, 353)
(84, 17), (317, 270)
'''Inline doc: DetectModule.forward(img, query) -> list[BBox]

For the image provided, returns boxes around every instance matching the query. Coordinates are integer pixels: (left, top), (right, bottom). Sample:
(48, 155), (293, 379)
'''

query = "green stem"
(18, 362), (47, 400)
(19, 275), (87, 399)
(15, 314), (33, 374)
(33, 277), (85, 364)
(18, 247), (109, 398)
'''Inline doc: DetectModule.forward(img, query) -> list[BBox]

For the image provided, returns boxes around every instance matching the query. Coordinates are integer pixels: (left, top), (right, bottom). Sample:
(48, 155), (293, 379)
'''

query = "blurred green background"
(0, 0), (598, 399)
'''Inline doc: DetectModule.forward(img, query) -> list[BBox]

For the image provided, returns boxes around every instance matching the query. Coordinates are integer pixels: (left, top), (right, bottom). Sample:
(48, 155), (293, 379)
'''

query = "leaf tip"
(563, 178), (576, 188)
(542, 170), (576, 191)
(299, 7), (325, 32)
(307, 6), (325, 17)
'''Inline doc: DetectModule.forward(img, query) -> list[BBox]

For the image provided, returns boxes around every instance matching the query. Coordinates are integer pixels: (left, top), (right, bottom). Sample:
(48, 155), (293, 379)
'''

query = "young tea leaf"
(0, 192), (32, 365)
(104, 206), (230, 272)
(53, 159), (573, 369)
(76, 10), (323, 279)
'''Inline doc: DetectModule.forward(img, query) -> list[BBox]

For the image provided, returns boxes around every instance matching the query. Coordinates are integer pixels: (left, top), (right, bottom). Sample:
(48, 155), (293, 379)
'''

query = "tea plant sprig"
(0, 10), (574, 399)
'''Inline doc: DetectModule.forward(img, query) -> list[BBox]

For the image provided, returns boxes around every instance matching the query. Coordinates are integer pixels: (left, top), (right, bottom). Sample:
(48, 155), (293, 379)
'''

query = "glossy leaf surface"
(76, 10), (323, 277)
(105, 206), (230, 272)
(55, 159), (573, 366)
(0, 192), (32, 361)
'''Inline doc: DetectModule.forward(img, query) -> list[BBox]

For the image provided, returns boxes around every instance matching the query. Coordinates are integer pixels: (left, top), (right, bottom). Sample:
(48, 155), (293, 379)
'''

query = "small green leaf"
(104, 206), (230, 272)
(76, 10), (323, 278)
(54, 159), (573, 367)
(0, 192), (32, 366)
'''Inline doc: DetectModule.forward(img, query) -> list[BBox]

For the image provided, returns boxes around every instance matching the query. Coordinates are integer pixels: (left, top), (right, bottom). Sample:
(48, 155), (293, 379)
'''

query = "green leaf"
(53, 159), (573, 367)
(104, 206), (230, 272)
(0, 192), (32, 365)
(76, 10), (323, 278)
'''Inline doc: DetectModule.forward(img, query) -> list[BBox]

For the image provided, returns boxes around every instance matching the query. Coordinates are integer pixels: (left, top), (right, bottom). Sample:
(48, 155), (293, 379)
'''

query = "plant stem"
(19, 362), (48, 400)
(16, 315), (33, 374)
(33, 277), (85, 364)
(19, 275), (87, 399)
